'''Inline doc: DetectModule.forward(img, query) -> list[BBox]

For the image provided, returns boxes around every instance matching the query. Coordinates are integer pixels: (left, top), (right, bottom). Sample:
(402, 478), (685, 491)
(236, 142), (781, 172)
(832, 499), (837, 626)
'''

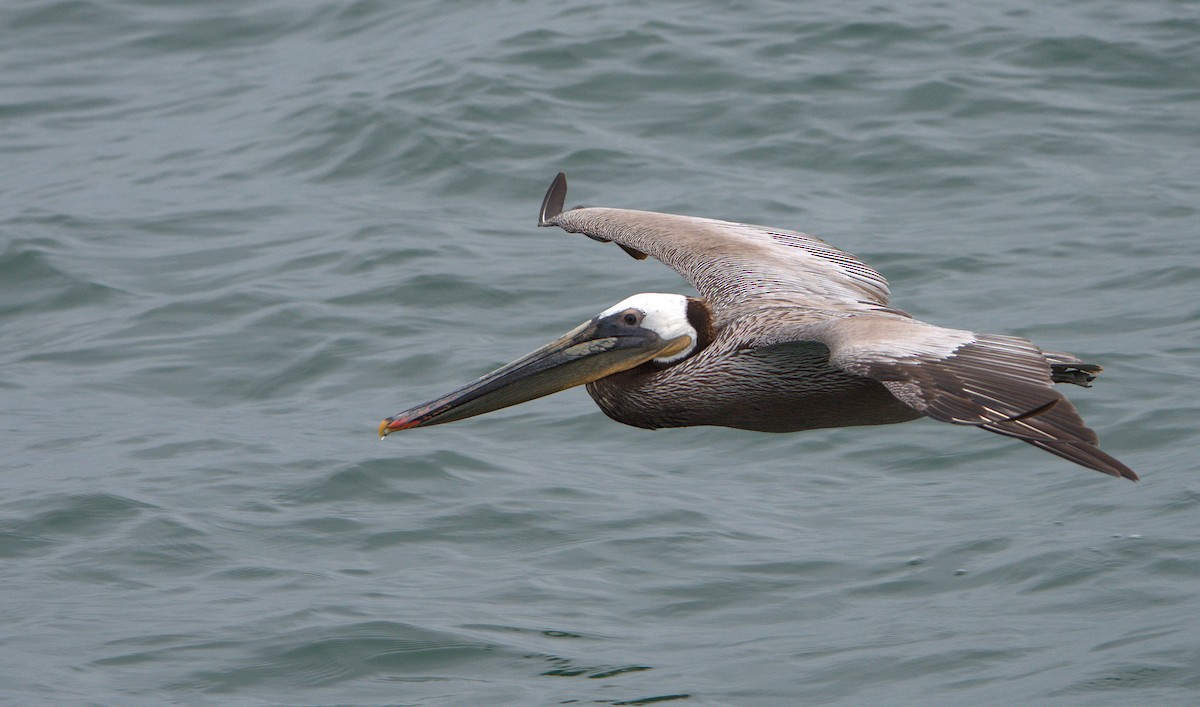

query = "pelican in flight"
(380, 173), (1136, 481)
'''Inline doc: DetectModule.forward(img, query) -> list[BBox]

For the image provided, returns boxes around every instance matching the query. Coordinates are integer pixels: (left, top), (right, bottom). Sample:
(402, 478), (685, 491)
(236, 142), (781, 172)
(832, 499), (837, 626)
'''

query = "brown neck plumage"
(685, 297), (716, 357)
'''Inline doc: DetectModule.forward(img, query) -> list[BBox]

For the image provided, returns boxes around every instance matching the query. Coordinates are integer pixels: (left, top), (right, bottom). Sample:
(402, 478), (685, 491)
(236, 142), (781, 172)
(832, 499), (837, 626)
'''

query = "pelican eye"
(622, 310), (641, 326)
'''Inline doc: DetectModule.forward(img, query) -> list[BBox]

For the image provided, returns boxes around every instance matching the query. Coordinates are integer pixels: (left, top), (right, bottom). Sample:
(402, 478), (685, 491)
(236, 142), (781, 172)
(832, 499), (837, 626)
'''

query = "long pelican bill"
(379, 316), (692, 437)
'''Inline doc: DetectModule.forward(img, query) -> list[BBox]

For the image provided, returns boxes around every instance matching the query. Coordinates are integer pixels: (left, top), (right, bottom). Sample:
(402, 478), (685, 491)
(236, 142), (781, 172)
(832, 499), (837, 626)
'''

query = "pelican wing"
(538, 173), (891, 314)
(536, 173), (1133, 480)
(816, 315), (1137, 480)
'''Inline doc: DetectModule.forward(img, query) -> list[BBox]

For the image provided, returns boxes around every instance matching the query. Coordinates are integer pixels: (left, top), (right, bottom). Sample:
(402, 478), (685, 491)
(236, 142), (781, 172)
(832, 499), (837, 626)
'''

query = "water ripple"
(3, 0), (1199, 703)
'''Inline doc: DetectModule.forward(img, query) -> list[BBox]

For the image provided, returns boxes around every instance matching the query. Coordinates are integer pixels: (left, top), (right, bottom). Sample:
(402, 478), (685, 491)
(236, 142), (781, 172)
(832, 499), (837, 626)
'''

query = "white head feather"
(599, 292), (697, 364)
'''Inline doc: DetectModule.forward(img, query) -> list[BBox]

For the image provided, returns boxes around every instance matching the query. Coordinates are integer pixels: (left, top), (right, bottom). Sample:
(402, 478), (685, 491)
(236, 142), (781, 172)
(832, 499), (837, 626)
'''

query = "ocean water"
(3, 0), (1199, 704)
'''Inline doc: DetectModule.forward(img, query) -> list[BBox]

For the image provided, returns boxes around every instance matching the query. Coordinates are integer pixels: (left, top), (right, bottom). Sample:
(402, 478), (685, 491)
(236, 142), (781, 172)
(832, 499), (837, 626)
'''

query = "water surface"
(2, 1), (1199, 704)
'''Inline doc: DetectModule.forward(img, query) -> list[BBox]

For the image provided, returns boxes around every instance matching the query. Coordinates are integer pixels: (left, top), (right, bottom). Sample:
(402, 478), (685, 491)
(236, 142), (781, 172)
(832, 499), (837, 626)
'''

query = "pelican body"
(380, 174), (1136, 481)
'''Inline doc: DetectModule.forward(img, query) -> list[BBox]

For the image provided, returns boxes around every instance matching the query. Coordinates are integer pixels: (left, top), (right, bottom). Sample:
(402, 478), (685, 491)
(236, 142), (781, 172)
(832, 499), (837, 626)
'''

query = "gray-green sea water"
(3, 1), (1199, 704)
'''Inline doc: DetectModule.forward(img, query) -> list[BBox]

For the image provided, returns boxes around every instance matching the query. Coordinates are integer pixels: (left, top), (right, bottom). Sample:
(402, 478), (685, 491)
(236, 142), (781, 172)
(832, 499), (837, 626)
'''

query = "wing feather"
(819, 317), (1137, 480)
(539, 175), (890, 314)
(536, 174), (1134, 481)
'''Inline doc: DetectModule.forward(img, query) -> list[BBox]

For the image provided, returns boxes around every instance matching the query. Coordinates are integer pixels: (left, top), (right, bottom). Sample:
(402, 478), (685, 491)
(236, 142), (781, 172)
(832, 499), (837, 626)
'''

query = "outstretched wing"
(537, 173), (1134, 480)
(538, 173), (891, 318)
(815, 315), (1137, 480)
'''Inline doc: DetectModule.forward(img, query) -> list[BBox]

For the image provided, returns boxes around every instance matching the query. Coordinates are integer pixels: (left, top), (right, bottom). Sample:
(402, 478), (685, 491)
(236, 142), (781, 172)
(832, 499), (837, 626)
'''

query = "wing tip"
(1101, 450), (1140, 482)
(538, 172), (567, 226)
(1037, 439), (1140, 482)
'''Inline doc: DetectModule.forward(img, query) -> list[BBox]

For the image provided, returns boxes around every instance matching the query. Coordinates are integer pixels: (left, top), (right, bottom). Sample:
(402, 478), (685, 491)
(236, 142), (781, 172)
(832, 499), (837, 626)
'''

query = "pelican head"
(379, 293), (702, 436)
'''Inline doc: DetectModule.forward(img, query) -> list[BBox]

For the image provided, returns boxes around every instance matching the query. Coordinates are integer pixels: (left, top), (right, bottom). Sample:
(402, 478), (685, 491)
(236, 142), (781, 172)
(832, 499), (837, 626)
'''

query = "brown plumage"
(536, 173), (1135, 480)
(587, 305), (920, 433)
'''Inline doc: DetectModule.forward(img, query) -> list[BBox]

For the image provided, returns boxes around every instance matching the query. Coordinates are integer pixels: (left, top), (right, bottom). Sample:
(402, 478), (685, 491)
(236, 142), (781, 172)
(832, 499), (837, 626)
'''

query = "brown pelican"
(380, 173), (1136, 481)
